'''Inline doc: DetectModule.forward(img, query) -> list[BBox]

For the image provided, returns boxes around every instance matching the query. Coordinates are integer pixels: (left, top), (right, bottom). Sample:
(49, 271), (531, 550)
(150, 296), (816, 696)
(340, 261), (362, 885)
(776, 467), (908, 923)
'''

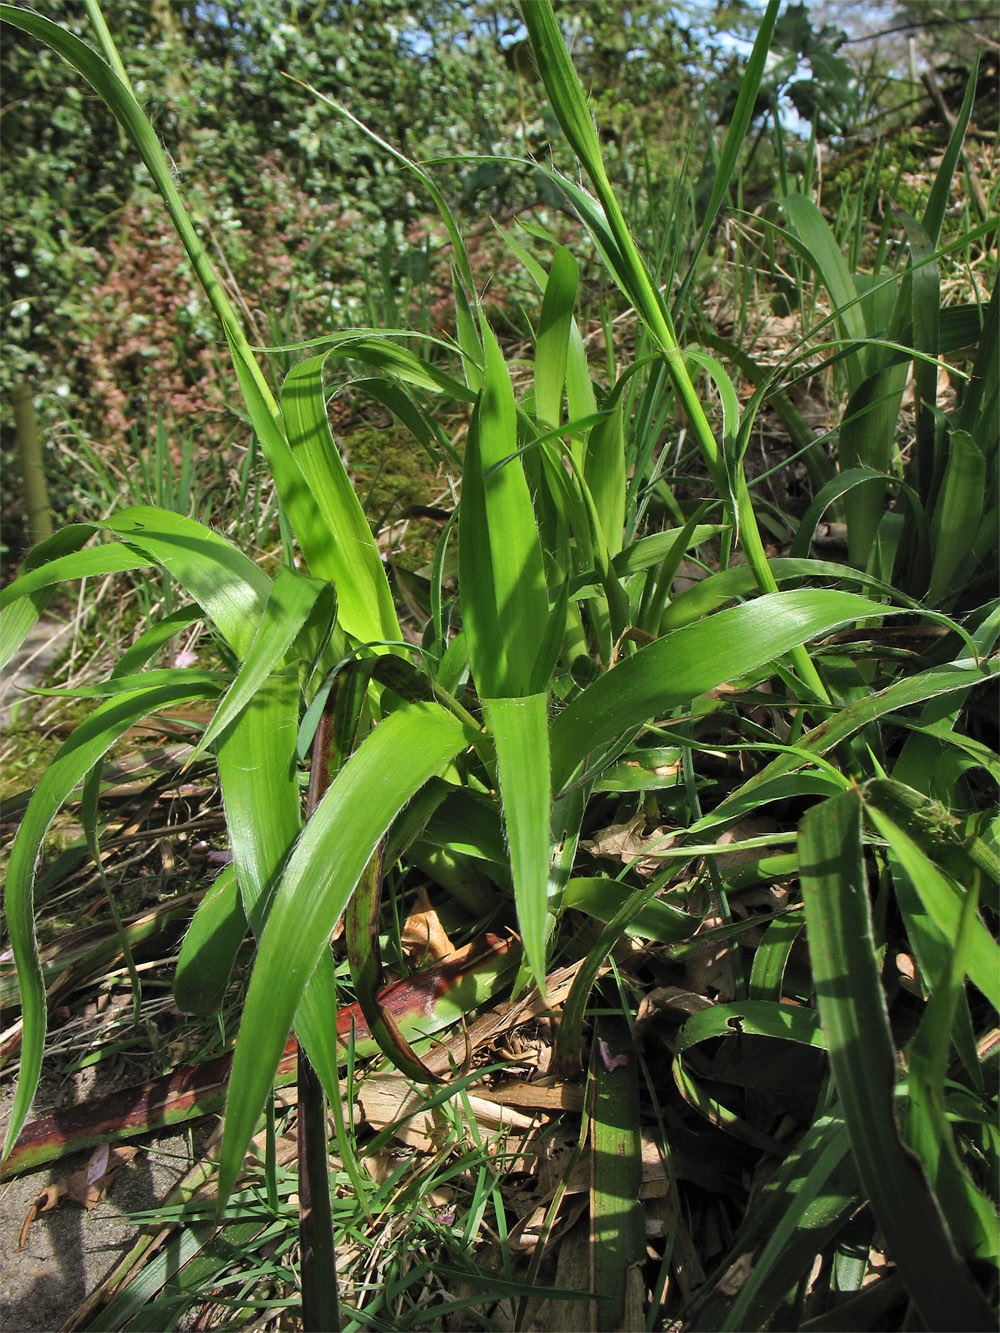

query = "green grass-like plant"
(1, 1), (996, 1327)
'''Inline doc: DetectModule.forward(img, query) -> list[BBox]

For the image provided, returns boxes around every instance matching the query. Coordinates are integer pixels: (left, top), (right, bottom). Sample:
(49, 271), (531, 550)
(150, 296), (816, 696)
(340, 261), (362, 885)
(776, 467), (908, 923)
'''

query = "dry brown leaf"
(683, 936), (736, 1002)
(419, 957), (585, 1079)
(400, 885), (454, 961)
(19, 1143), (138, 1247)
(357, 1071), (537, 1152)
(478, 1080), (585, 1114)
(520, 1213), (594, 1331)
(635, 985), (713, 1030)
(714, 816), (781, 870)
(581, 817), (679, 866)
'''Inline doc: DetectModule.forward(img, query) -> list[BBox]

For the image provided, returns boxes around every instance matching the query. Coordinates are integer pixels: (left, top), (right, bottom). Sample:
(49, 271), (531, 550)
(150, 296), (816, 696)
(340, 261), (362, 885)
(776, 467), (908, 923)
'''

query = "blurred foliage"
(1, 0), (994, 570)
(0, 0), (717, 565)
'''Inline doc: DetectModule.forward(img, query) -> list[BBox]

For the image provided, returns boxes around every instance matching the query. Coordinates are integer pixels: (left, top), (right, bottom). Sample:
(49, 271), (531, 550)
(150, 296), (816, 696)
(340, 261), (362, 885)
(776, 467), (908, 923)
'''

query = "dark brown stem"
(297, 1048), (339, 1330)
(297, 705), (340, 1329)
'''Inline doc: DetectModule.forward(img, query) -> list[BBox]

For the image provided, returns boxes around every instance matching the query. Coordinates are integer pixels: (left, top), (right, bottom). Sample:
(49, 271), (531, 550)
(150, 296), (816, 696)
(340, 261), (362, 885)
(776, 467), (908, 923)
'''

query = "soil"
(0, 1070), (215, 1333)
(1, 616), (221, 1331)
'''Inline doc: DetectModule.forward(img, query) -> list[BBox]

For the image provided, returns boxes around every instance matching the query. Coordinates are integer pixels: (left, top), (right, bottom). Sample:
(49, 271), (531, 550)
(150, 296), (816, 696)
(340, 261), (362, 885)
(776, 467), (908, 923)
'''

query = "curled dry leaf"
(597, 1037), (631, 1072)
(895, 949), (922, 996)
(19, 1143), (138, 1248)
(400, 885), (454, 962)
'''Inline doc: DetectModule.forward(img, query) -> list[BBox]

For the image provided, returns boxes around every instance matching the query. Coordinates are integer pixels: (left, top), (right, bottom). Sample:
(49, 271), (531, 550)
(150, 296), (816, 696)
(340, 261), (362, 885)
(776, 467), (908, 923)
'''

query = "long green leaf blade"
(486, 693), (551, 993)
(799, 792), (994, 1331)
(281, 354), (400, 643)
(927, 430), (986, 606)
(218, 702), (473, 1205)
(551, 589), (895, 791)
(104, 507), (271, 658)
(2, 678), (223, 1161)
(195, 567), (334, 759)
(460, 320), (548, 699)
(216, 669), (302, 937)
(535, 245), (578, 428)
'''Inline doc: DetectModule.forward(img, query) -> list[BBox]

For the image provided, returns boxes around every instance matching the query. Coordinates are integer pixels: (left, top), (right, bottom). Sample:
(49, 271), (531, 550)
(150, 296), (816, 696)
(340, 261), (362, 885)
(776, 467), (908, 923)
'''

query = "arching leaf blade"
(800, 792), (995, 1331)
(551, 590), (896, 792)
(281, 354), (400, 644)
(218, 702), (473, 1206)
(195, 567), (334, 760)
(104, 507), (271, 659)
(2, 677), (223, 1162)
(216, 668), (302, 936)
(486, 693), (551, 994)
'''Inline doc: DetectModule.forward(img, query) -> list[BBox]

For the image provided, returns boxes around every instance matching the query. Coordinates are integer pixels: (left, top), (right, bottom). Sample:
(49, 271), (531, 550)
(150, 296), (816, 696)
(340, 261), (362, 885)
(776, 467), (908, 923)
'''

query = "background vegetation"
(12, 0), (991, 563)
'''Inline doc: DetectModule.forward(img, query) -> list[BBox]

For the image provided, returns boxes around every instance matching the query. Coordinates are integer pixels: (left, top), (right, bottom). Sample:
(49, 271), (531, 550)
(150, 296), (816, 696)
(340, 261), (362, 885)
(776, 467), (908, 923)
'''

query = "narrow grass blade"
(224, 335), (339, 572)
(660, 554), (919, 631)
(296, 82), (476, 296)
(748, 915), (805, 1001)
(782, 193), (867, 392)
(672, 0), (780, 317)
(315, 333), (476, 402)
(672, 1000), (826, 1150)
(281, 354), (400, 644)
(0, 525), (99, 665)
(675, 1000), (824, 1054)
(0, 542), (149, 614)
(353, 374), (461, 467)
(173, 866), (248, 1016)
(0, 5), (287, 471)
(863, 777), (999, 886)
(556, 871), (699, 1072)
(693, 656), (998, 832)
(590, 1016), (645, 1332)
(112, 604), (203, 677)
(2, 677), (223, 1161)
(218, 702), (473, 1206)
(562, 876), (698, 944)
(790, 468), (926, 561)
(958, 274), (998, 436)
(923, 58), (980, 248)
(864, 798), (998, 1006)
(453, 264), (484, 391)
(521, 0), (829, 703)
(551, 589), (897, 792)
(896, 207), (940, 494)
(486, 694), (551, 994)
(690, 1115), (858, 1332)
(799, 792), (994, 1330)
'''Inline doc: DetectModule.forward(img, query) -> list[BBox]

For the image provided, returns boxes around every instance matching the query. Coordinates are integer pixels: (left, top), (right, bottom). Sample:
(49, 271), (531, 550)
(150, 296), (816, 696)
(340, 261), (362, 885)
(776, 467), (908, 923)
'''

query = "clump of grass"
(1, 1), (996, 1329)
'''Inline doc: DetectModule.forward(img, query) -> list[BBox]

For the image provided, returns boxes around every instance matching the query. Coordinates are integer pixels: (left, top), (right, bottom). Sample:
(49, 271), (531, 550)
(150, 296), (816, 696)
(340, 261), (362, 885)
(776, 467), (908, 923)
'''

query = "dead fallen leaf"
(581, 817), (680, 866)
(357, 1071), (537, 1152)
(19, 1143), (138, 1247)
(400, 885), (454, 961)
(635, 986), (713, 1032)
(478, 1079), (585, 1114)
